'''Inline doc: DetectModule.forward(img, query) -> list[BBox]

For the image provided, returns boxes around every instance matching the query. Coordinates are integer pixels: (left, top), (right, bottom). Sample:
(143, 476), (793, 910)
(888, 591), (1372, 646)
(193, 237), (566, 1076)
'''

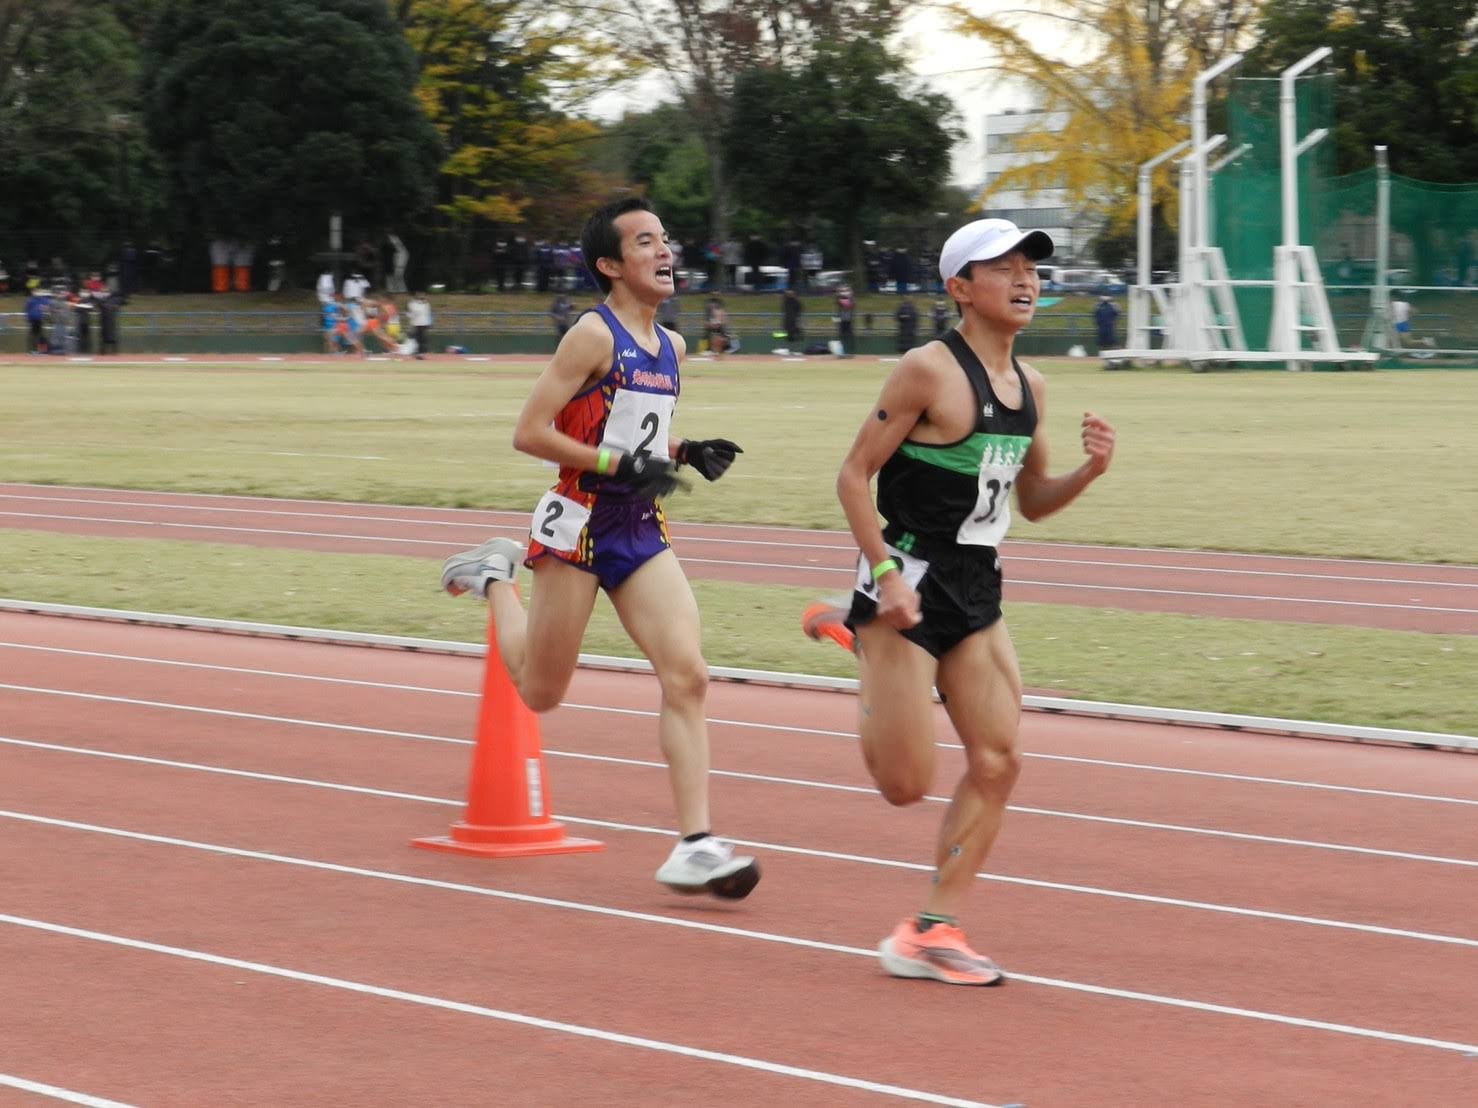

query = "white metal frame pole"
(1280, 47), (1332, 251)
(1137, 140), (1190, 288)
(1193, 54), (1244, 252)
(1373, 144), (1392, 348)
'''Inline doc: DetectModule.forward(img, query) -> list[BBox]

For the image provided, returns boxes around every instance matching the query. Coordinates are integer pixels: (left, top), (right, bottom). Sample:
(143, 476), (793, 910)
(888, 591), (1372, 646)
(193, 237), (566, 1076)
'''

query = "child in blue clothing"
(25, 288), (51, 353)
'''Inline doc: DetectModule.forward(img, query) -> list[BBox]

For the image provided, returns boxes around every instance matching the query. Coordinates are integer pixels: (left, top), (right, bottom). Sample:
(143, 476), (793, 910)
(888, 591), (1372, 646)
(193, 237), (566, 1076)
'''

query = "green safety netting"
(1209, 74), (1478, 356)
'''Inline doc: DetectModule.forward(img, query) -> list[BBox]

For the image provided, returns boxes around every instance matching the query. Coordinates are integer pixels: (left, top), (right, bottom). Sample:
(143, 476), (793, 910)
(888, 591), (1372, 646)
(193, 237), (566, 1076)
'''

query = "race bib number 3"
(600, 389), (676, 461)
(530, 491), (591, 553)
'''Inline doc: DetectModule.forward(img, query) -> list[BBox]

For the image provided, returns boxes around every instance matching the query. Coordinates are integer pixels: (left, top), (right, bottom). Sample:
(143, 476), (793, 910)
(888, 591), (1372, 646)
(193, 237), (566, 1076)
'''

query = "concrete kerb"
(2, 598), (1473, 754)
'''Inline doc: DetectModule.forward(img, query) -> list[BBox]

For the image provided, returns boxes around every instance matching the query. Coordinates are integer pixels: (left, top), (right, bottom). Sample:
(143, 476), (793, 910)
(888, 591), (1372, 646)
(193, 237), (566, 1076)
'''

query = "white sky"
(585, 3), (1074, 188)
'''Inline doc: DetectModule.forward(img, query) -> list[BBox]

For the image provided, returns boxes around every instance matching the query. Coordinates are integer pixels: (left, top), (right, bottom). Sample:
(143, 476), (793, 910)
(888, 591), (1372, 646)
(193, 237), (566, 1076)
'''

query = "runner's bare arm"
(1014, 365), (1116, 521)
(837, 351), (939, 626)
(512, 312), (614, 471)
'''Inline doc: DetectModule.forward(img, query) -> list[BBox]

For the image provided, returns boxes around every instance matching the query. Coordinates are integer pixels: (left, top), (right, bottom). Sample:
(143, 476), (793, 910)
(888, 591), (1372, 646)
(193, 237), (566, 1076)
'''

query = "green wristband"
(871, 557), (899, 581)
(596, 448), (613, 475)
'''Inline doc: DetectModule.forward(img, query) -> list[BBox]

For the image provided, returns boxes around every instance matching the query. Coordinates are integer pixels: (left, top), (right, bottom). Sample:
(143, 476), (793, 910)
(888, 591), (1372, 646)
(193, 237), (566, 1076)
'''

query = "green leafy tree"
(628, 0), (908, 249)
(649, 136), (715, 247)
(143, 0), (442, 275)
(396, 0), (636, 282)
(724, 38), (959, 281)
(0, 0), (160, 267)
(1247, 0), (1478, 180)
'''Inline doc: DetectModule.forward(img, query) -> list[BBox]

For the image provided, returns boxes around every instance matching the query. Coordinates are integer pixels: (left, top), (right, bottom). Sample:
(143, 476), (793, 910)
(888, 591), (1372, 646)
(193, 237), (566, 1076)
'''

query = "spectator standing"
(895, 297), (918, 353)
(931, 297), (950, 337)
(407, 290), (432, 359)
(889, 248), (912, 295)
(316, 267), (336, 306)
(1094, 295), (1120, 351)
(659, 294), (681, 338)
(704, 295), (729, 356)
(834, 285), (855, 358)
(48, 287), (73, 354)
(781, 287), (803, 350)
(98, 289), (123, 355)
(343, 270), (369, 303)
(550, 292), (574, 340)
(25, 286), (50, 353)
(322, 296), (343, 354)
(1391, 293), (1435, 357)
(73, 291), (94, 354)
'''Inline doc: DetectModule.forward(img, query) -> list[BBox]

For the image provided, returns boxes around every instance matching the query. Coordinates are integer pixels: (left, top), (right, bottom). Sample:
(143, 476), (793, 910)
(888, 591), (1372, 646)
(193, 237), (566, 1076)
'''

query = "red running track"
(2, 610), (1476, 1105)
(3, 483), (1476, 634)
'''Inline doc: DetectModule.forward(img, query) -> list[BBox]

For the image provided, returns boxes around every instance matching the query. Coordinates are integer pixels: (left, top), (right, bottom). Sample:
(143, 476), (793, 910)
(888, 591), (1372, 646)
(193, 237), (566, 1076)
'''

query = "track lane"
(3, 621), (1476, 1031)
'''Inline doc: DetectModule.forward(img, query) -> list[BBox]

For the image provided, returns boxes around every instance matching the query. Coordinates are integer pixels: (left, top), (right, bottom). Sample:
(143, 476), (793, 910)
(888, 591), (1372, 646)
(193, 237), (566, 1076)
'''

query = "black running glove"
(613, 452), (689, 498)
(676, 438), (743, 481)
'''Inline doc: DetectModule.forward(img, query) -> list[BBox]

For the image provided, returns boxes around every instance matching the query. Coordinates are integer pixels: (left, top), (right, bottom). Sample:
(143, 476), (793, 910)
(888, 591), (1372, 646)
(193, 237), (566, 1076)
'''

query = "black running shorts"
(846, 543), (1003, 659)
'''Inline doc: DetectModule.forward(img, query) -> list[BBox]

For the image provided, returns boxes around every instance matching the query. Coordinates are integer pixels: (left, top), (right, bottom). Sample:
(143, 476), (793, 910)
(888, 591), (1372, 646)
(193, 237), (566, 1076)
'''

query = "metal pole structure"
(1373, 144), (1391, 347)
(1193, 53), (1243, 251)
(1137, 140), (1190, 289)
(1280, 47), (1332, 249)
(1375, 145), (1390, 290)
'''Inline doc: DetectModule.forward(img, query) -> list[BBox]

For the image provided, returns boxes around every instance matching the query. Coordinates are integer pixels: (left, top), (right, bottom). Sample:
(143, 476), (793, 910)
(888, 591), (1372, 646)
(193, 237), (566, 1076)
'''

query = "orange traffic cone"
(412, 608), (604, 858)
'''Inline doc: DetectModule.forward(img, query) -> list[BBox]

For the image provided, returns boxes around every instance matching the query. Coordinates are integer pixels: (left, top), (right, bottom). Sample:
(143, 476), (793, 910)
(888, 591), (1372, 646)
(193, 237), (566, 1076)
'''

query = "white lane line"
(0, 911), (993, 1108)
(0, 511), (471, 549)
(5, 485), (1475, 575)
(2, 738), (1474, 948)
(0, 1074), (135, 1107)
(4, 486), (1476, 574)
(5, 811), (1478, 1057)
(4, 511), (1471, 611)
(0, 495), (498, 529)
(991, 577), (1478, 616)
(1022, 751), (1478, 806)
(547, 749), (1478, 867)
(4, 641), (1474, 807)
(2, 685), (1473, 866)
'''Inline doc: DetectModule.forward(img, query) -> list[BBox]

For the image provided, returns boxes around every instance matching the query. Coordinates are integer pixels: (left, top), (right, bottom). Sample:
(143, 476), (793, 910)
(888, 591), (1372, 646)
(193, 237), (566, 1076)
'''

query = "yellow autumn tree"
(397, 0), (643, 271)
(949, 0), (1261, 250)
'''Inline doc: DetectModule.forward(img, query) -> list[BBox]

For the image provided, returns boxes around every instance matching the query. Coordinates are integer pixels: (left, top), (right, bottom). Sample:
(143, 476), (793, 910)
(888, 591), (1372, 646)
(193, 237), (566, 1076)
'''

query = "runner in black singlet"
(804, 218), (1118, 985)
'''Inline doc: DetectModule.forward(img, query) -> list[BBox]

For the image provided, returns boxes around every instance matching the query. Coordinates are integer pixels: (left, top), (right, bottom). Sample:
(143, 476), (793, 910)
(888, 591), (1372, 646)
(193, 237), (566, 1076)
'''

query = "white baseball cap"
(938, 219), (1054, 284)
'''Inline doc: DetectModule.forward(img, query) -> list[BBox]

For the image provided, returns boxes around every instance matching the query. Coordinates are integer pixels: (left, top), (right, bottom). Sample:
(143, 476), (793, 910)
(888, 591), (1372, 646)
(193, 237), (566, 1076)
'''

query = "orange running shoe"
(878, 918), (1005, 986)
(801, 600), (856, 653)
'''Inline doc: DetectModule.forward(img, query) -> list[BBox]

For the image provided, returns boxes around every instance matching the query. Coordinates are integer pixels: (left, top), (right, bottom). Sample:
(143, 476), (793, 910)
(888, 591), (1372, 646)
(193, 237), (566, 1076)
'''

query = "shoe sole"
(801, 603), (855, 652)
(878, 938), (1005, 986)
(441, 538), (521, 595)
(659, 860), (761, 901)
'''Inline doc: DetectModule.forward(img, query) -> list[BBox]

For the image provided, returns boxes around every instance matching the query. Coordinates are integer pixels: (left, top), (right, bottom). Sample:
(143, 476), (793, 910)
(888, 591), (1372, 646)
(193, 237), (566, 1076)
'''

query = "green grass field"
(2, 355), (1475, 735)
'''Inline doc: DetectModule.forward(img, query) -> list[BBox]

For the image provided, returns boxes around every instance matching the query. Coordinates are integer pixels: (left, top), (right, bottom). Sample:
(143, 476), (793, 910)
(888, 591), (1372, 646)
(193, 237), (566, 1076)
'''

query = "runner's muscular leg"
(487, 558), (598, 712)
(924, 619), (1023, 919)
(609, 550), (712, 835)
(854, 621), (939, 806)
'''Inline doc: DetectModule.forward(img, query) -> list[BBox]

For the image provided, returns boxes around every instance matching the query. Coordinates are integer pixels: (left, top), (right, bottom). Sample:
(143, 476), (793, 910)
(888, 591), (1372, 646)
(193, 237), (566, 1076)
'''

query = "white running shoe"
(655, 836), (761, 900)
(440, 537), (522, 598)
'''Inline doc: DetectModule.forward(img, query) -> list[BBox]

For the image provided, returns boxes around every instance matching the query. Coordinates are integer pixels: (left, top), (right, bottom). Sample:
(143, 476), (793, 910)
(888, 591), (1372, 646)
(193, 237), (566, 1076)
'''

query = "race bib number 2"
(600, 388), (676, 461)
(530, 491), (591, 553)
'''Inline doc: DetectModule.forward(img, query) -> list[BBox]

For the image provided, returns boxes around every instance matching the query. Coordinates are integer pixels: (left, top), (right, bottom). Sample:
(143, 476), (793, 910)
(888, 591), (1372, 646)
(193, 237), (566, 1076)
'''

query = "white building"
(978, 109), (1101, 264)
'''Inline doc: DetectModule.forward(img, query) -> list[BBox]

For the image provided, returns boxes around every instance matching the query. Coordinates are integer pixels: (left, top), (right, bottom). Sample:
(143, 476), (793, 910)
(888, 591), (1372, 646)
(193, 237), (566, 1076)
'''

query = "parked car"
(736, 265), (789, 291)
